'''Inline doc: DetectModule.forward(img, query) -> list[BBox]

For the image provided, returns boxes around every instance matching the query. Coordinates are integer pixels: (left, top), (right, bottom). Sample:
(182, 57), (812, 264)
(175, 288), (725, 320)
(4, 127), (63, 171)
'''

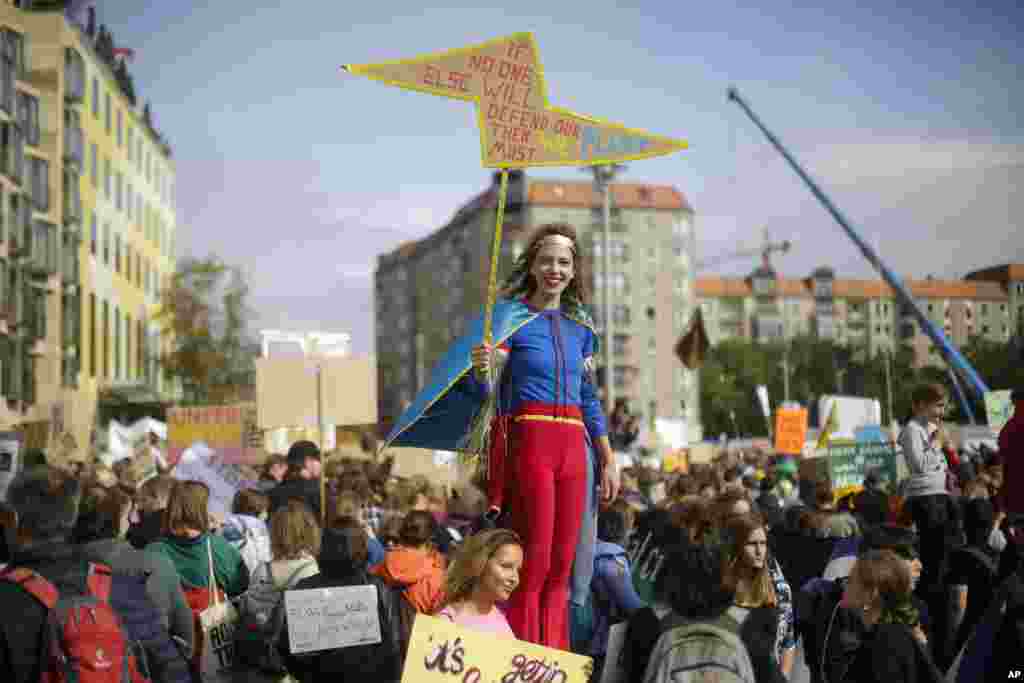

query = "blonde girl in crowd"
(437, 529), (524, 638)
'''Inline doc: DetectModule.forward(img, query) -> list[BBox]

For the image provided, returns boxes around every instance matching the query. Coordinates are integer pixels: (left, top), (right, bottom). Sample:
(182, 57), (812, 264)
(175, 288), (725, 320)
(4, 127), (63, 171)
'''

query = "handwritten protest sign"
(284, 585), (381, 654)
(403, 615), (592, 683)
(802, 442), (899, 501)
(774, 407), (808, 456)
(985, 390), (1013, 434)
(168, 404), (257, 465)
(343, 33), (687, 169)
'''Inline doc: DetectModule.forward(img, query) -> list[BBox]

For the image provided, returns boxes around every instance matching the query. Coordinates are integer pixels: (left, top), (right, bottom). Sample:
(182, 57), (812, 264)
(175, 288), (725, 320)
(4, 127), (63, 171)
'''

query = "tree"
(699, 336), (923, 438)
(157, 256), (256, 405)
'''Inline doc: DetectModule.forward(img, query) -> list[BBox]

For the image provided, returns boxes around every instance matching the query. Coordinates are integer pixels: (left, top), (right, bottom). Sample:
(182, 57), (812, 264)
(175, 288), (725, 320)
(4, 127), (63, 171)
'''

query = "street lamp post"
(589, 164), (625, 414)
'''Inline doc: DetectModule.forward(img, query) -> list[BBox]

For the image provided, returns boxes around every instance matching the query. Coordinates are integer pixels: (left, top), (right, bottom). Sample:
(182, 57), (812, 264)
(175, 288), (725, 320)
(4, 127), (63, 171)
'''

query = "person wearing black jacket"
(798, 525), (932, 683)
(268, 441), (323, 520)
(280, 516), (408, 683)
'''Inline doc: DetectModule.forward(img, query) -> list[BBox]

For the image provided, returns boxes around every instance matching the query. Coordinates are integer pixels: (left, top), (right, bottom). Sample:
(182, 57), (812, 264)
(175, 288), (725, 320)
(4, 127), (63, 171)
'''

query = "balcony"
(28, 157), (49, 212)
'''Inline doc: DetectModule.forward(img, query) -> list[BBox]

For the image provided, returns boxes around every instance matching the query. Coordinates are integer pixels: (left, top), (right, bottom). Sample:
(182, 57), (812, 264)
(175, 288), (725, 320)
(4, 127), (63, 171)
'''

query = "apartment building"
(0, 3), (176, 441)
(697, 264), (1024, 365)
(375, 171), (700, 441)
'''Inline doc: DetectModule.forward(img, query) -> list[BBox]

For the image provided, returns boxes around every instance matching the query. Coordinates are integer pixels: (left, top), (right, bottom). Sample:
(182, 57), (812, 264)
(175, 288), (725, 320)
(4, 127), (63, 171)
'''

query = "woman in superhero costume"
(382, 223), (618, 650)
(469, 223), (618, 649)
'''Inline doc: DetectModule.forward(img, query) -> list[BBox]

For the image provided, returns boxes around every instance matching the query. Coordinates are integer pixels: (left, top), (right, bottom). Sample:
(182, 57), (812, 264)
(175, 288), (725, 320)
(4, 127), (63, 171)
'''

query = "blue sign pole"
(727, 87), (990, 401)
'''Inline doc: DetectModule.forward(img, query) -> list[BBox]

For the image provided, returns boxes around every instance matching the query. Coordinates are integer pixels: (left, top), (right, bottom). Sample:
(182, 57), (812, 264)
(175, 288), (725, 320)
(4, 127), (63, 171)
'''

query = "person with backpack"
(639, 537), (763, 683)
(233, 500), (321, 681)
(145, 480), (249, 680)
(221, 489), (272, 577)
(280, 516), (406, 683)
(0, 465), (152, 683)
(72, 486), (194, 683)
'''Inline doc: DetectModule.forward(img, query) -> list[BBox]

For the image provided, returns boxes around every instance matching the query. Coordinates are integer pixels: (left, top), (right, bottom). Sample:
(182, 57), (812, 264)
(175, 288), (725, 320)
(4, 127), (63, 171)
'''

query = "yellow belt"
(513, 414), (584, 427)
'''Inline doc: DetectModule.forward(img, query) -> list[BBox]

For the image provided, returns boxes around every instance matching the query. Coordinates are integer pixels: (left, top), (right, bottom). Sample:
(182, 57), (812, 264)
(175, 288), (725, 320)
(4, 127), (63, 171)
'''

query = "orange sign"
(774, 407), (808, 456)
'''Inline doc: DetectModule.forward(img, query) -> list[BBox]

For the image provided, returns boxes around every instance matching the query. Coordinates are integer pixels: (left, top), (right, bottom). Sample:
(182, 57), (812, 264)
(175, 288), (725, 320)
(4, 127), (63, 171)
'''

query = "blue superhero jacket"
(383, 298), (608, 452)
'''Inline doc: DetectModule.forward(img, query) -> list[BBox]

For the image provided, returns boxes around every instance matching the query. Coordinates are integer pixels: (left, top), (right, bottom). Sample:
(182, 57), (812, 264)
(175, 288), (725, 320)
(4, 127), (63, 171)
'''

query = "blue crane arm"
(727, 87), (990, 400)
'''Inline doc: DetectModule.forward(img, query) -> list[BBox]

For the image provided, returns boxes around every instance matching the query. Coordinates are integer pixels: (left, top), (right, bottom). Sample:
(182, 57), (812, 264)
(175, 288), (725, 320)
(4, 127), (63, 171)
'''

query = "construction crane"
(695, 227), (792, 272)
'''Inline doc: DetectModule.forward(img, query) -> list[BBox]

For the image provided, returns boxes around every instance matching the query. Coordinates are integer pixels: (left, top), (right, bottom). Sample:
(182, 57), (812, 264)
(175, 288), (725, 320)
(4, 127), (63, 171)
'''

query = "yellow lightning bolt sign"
(342, 32), (688, 168)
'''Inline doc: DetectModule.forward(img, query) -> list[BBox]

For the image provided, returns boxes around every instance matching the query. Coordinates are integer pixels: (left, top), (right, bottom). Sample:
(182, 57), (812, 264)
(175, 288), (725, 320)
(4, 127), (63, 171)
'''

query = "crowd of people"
(0, 216), (1021, 683)
(0, 384), (1017, 682)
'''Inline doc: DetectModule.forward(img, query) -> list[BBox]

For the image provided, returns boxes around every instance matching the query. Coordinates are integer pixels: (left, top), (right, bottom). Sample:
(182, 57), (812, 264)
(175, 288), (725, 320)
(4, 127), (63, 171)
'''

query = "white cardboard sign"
(284, 585), (381, 654)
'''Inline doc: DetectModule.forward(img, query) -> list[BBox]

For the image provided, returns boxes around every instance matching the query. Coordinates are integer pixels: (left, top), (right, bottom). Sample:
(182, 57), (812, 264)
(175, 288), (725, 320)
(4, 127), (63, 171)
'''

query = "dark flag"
(675, 308), (710, 370)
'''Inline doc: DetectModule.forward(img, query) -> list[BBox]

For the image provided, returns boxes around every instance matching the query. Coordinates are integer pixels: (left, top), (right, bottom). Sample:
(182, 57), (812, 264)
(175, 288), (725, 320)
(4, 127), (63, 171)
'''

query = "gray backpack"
(644, 613), (756, 683)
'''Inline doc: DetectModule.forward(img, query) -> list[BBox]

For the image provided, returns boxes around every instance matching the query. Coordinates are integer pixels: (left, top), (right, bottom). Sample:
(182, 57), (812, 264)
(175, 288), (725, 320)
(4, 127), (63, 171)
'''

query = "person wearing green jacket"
(145, 480), (250, 599)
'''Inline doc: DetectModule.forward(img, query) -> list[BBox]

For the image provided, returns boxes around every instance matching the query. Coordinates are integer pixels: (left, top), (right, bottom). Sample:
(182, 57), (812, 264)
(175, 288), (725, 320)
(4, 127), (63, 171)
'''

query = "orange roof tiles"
(528, 181), (692, 212)
(696, 276), (1009, 300)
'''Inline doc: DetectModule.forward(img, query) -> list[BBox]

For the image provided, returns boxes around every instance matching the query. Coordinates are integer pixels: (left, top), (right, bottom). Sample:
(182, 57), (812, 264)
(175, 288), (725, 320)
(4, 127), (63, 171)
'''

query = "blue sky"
(91, 0), (1023, 353)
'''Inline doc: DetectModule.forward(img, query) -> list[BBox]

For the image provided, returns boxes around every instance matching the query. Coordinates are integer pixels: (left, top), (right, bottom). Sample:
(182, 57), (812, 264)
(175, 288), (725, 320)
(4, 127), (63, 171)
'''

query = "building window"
(116, 172), (122, 210)
(90, 212), (97, 255)
(89, 293), (96, 377)
(102, 299), (109, 378)
(104, 92), (111, 134)
(90, 142), (97, 187)
(982, 324), (990, 334)
(114, 306), (121, 378)
(91, 77), (99, 117)
(114, 234), (121, 274)
(981, 303), (988, 315)
(102, 222), (109, 265)
(127, 126), (132, 160)
(125, 313), (132, 377)
(104, 157), (111, 198)
(116, 109), (122, 147)
(126, 183), (132, 220)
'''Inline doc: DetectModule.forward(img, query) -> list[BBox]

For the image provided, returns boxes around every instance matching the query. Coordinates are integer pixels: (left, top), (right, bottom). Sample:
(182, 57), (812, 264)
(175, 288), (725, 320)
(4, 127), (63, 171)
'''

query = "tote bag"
(198, 537), (240, 683)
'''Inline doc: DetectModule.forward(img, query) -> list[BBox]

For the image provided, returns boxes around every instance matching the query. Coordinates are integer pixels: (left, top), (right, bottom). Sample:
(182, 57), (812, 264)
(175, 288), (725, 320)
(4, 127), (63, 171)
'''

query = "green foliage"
(699, 336), (923, 438)
(156, 256), (256, 405)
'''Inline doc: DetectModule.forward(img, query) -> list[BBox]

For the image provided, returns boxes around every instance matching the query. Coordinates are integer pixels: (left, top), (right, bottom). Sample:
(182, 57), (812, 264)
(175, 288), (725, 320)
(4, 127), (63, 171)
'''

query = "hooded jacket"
(370, 545), (446, 614)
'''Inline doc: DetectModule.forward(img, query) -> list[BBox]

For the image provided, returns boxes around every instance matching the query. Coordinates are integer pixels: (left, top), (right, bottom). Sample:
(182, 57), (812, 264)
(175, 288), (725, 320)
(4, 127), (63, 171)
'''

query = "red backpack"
(1, 562), (151, 683)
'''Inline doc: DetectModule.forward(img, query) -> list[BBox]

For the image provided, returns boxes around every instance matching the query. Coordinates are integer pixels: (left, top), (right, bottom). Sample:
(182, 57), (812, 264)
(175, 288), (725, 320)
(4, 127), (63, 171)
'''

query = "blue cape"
(382, 299), (537, 452)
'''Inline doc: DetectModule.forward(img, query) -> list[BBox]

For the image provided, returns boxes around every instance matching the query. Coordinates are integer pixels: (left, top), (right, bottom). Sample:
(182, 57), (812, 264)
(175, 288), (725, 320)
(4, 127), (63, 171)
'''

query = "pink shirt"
(438, 604), (516, 639)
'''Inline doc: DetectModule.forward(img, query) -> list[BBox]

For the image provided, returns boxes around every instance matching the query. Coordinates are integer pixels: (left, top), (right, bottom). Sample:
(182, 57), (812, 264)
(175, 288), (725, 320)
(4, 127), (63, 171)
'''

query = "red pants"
(504, 403), (587, 651)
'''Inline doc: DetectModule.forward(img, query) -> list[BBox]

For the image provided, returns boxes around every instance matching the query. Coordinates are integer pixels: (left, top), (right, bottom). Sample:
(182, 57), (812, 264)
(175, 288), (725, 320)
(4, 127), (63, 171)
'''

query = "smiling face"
(476, 543), (523, 603)
(529, 240), (575, 303)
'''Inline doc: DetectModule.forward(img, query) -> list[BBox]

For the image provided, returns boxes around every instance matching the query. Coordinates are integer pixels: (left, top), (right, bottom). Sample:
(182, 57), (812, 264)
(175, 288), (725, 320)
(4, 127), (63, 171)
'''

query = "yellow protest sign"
(402, 615), (591, 683)
(167, 404), (258, 465)
(343, 32), (688, 169)
(774, 407), (808, 456)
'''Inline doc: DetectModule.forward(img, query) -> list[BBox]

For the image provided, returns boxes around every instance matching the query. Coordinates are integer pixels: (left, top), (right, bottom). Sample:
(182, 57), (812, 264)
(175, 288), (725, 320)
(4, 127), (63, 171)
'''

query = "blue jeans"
(571, 434), (598, 607)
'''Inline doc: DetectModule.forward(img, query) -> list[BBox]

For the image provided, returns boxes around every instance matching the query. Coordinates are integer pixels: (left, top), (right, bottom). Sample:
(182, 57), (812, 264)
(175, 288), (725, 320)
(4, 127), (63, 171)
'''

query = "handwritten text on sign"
(344, 33), (687, 169)
(284, 585), (382, 654)
(402, 615), (591, 683)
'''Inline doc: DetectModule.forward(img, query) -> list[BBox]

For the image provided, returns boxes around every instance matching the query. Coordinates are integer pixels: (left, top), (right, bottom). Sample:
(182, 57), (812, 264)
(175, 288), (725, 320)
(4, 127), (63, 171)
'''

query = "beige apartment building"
(0, 3), (177, 449)
(375, 171), (700, 440)
(696, 264), (1024, 365)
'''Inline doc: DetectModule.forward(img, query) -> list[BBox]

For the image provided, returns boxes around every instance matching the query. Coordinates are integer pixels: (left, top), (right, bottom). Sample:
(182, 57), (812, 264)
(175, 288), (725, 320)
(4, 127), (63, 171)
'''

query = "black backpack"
(233, 561), (315, 675)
